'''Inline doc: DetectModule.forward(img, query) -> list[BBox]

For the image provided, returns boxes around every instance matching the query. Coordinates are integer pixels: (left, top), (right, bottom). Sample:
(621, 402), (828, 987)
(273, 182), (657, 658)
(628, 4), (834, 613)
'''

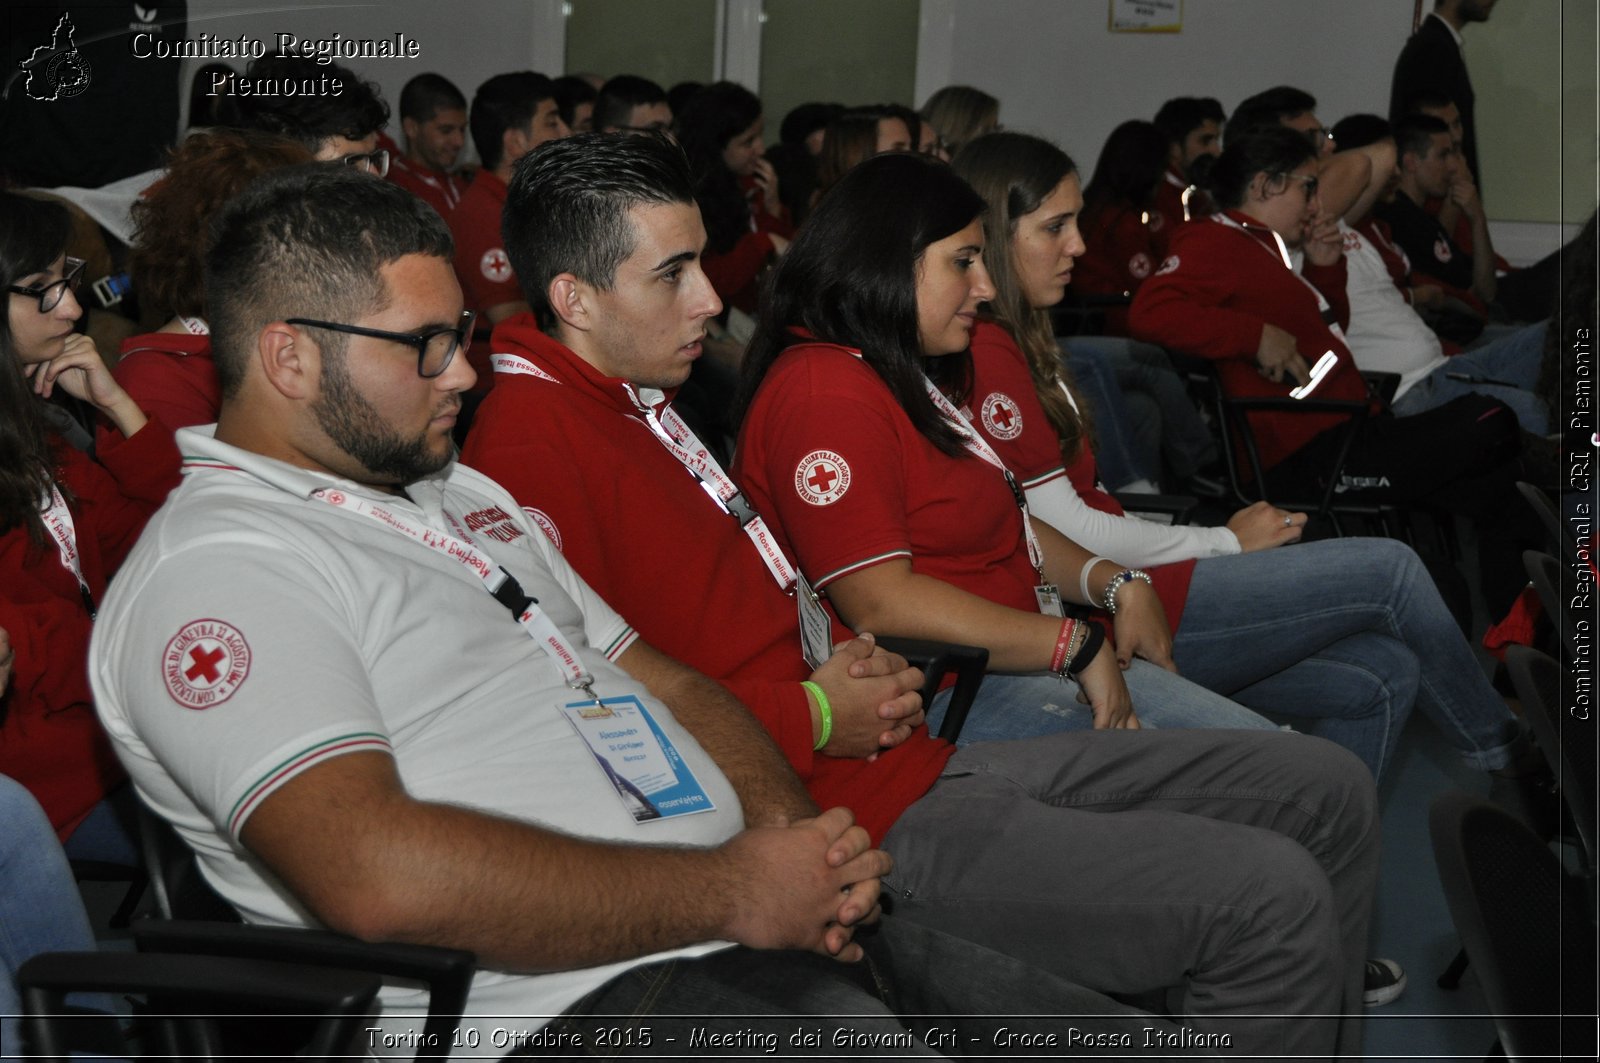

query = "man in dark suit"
(1390, 0), (1498, 185)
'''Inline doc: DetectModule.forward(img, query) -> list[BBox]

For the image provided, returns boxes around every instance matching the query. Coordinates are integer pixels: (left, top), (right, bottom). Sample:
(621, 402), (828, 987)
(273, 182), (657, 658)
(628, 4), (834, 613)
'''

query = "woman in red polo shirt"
(731, 153), (1276, 743)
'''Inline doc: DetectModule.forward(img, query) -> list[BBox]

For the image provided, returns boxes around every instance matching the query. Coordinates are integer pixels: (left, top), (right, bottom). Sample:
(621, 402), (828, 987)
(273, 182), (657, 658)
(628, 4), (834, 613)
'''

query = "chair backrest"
(137, 803), (240, 923)
(1515, 481), (1579, 570)
(1428, 790), (1597, 1062)
(1522, 549), (1577, 666)
(134, 801), (475, 1060)
(1504, 644), (1597, 871)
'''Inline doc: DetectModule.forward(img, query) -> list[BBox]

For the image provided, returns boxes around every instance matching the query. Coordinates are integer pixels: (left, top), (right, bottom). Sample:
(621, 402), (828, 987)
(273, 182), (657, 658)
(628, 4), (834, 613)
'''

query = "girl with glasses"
(1, 191), (179, 872)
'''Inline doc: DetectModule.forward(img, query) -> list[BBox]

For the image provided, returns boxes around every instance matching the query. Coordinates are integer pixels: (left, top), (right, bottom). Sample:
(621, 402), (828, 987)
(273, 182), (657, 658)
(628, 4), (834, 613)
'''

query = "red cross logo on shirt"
(981, 392), (1024, 441)
(185, 645), (225, 683)
(163, 620), (252, 710)
(480, 248), (513, 283)
(795, 450), (852, 506)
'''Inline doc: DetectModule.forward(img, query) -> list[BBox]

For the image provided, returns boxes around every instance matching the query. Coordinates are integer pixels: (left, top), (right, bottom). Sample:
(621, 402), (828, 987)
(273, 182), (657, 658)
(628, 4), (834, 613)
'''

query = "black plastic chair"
(1516, 480), (1581, 569)
(1164, 353), (1409, 538)
(1523, 549), (1578, 667)
(136, 804), (476, 1060)
(874, 636), (989, 742)
(1429, 791), (1597, 1062)
(1505, 644), (1597, 872)
(19, 949), (381, 1062)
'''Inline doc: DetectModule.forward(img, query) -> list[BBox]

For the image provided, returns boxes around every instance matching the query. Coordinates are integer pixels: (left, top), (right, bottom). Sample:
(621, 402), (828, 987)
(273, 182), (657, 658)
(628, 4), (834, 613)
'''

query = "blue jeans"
(1392, 320), (1550, 433)
(531, 918), (1173, 1055)
(1171, 537), (1519, 780)
(1, 775), (114, 1061)
(928, 657), (1278, 745)
(1065, 336), (1218, 480)
(1057, 342), (1150, 490)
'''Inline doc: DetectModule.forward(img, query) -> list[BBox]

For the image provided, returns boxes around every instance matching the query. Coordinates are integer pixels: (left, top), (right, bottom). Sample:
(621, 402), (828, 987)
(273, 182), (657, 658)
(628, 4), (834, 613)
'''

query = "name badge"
(561, 695), (716, 823)
(1034, 583), (1065, 618)
(796, 572), (833, 670)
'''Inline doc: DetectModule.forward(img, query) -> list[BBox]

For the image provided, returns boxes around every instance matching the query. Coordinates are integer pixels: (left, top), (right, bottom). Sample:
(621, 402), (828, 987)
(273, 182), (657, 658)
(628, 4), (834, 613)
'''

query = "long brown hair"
(0, 193), (71, 543)
(951, 132), (1093, 467)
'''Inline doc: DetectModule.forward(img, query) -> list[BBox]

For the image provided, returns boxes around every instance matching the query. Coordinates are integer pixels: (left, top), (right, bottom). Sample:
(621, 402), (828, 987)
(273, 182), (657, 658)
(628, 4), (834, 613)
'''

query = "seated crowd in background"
(1, 28), (1584, 1056)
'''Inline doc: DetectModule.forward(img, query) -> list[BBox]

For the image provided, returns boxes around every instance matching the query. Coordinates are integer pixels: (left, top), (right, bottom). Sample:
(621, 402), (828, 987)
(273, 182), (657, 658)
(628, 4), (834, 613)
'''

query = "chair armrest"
(134, 920), (474, 1060)
(873, 636), (989, 744)
(20, 950), (379, 1062)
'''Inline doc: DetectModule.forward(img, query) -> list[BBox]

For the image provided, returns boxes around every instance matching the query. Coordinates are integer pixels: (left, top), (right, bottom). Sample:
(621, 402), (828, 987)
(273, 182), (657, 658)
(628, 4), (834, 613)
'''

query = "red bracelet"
(1049, 618), (1077, 674)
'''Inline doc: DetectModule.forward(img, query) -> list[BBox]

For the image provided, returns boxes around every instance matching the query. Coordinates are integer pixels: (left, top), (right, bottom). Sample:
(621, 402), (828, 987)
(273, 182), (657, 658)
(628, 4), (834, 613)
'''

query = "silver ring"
(1283, 515), (1293, 527)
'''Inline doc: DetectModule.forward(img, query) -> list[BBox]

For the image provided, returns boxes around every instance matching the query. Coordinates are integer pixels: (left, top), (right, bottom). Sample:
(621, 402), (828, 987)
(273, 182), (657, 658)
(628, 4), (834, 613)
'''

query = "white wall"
(921, 0), (1411, 176)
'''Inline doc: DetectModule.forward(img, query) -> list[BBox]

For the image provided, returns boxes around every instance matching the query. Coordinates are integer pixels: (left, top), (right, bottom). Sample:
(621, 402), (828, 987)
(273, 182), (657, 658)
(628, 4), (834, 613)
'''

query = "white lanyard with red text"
(310, 486), (599, 698)
(40, 484), (96, 617)
(919, 374), (1061, 614)
(1214, 213), (1347, 344)
(623, 387), (834, 669)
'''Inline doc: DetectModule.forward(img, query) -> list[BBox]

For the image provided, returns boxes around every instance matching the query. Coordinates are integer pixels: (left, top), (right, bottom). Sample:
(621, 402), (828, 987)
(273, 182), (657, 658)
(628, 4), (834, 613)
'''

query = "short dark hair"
(1331, 114), (1393, 152)
(205, 165), (453, 398)
(1206, 125), (1318, 210)
(1227, 85), (1317, 145)
(470, 71), (557, 171)
(551, 75), (599, 129)
(738, 152), (985, 456)
(1153, 96), (1226, 147)
(1395, 88), (1456, 119)
(1393, 113), (1452, 163)
(222, 54), (389, 151)
(399, 73), (467, 124)
(592, 75), (668, 132)
(501, 132), (695, 333)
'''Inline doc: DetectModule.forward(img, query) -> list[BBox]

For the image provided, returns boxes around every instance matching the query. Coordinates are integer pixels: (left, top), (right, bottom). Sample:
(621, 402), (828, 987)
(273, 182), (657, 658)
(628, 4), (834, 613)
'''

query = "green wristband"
(802, 680), (833, 751)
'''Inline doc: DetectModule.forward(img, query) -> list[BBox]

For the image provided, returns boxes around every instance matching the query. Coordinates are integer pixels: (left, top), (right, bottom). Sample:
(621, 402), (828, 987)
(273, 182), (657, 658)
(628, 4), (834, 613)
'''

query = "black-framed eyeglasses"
(8, 257), (86, 312)
(1272, 172), (1320, 198)
(341, 148), (390, 177)
(285, 310), (476, 378)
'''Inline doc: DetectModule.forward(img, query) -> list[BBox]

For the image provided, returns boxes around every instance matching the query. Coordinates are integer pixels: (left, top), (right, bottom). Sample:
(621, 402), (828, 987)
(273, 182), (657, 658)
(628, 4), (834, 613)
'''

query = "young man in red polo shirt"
(461, 131), (1384, 1059)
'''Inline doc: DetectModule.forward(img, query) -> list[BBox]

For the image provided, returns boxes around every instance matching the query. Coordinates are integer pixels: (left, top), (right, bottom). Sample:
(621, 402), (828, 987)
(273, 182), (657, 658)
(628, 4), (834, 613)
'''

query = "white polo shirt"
(89, 427), (742, 1047)
(1337, 219), (1446, 399)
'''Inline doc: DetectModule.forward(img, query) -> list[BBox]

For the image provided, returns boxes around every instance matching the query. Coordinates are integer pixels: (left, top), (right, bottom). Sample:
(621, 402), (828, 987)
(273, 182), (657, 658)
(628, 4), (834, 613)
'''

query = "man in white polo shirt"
(87, 165), (1165, 1054)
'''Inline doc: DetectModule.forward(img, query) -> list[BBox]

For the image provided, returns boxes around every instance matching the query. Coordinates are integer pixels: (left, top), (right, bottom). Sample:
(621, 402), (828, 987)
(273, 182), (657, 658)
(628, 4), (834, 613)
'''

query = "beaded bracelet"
(1100, 569), (1153, 615)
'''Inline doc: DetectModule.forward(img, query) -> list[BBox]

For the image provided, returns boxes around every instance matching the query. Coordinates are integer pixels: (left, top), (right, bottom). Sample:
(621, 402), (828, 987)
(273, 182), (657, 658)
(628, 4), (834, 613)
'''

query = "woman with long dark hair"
(674, 81), (795, 313)
(0, 192), (179, 864)
(949, 130), (1531, 786)
(731, 153), (1276, 741)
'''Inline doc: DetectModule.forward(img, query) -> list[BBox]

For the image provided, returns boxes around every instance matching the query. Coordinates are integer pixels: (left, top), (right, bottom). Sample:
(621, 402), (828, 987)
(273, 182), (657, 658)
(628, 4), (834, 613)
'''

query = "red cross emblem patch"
(163, 619), (252, 710)
(980, 392), (1024, 440)
(1432, 236), (1453, 264)
(480, 248), (513, 283)
(794, 450), (852, 506)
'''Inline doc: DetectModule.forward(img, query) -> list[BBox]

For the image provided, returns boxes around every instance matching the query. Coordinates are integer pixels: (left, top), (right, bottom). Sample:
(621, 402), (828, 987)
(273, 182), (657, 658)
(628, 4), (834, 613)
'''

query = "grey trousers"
(880, 728), (1379, 1061)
